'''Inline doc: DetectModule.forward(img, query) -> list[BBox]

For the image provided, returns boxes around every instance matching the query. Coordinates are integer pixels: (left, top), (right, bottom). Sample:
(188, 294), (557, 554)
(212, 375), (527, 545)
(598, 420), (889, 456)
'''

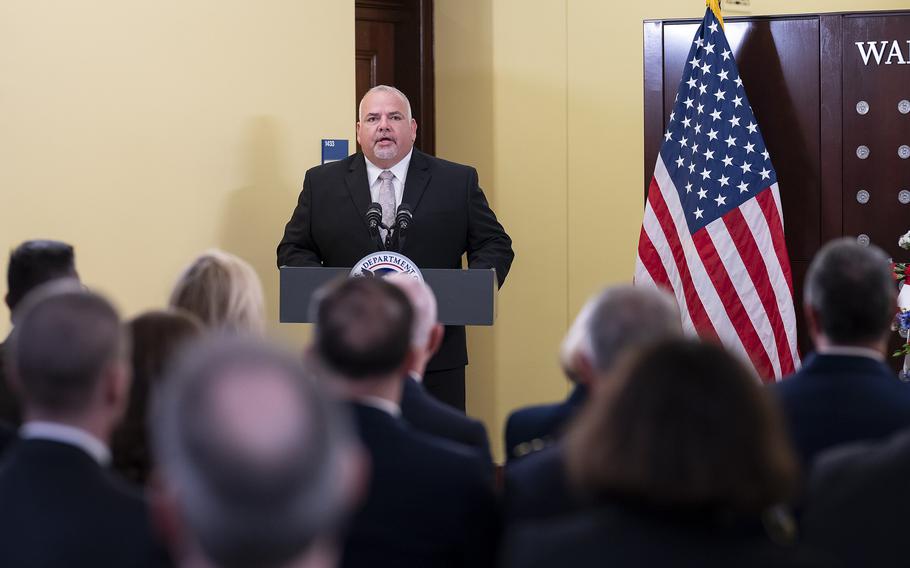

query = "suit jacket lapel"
(344, 153), (375, 237)
(402, 150), (432, 214)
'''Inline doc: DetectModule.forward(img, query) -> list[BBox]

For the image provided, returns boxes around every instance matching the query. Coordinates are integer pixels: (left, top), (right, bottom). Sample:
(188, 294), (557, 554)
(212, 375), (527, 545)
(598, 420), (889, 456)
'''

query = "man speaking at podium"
(277, 85), (513, 411)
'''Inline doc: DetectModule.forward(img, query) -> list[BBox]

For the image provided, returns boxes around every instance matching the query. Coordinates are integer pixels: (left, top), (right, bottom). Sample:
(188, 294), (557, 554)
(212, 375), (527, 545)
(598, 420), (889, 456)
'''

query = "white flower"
(900, 230), (910, 251)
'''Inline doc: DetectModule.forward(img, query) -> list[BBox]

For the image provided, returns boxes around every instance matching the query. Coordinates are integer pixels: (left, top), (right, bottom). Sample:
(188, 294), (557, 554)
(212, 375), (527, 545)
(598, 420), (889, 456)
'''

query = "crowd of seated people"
(0, 236), (909, 567)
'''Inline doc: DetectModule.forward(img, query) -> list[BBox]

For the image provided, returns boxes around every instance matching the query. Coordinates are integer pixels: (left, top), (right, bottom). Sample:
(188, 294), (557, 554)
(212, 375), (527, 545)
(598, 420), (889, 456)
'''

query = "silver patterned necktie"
(378, 170), (396, 240)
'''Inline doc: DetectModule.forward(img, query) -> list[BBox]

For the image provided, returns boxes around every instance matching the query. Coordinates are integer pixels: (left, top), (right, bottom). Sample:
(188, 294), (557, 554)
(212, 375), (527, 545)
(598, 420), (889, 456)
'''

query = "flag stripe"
(737, 198), (799, 375)
(693, 227), (776, 378)
(638, 199), (699, 335)
(646, 179), (716, 338)
(706, 218), (783, 377)
(756, 186), (795, 295)
(712, 210), (788, 377)
(636, 225), (672, 289)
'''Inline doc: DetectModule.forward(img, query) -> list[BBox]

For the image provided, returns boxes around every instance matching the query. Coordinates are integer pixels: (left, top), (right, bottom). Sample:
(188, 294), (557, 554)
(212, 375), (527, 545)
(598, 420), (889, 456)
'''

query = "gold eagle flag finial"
(706, 0), (725, 29)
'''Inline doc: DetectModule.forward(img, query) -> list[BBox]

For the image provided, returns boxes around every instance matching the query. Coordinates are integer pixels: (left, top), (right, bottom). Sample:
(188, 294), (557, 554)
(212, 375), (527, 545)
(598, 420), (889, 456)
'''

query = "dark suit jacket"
(400, 375), (492, 467)
(504, 384), (587, 462)
(0, 438), (169, 567)
(341, 403), (500, 568)
(803, 428), (910, 567)
(772, 353), (910, 468)
(504, 444), (582, 523)
(502, 503), (825, 568)
(0, 339), (22, 425)
(0, 420), (14, 455)
(277, 150), (514, 371)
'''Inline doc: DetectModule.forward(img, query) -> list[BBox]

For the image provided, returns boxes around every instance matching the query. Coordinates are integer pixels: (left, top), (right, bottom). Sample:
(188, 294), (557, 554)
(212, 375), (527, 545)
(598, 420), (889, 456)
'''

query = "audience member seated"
(0, 419), (13, 454)
(313, 277), (499, 568)
(504, 296), (597, 463)
(149, 336), (361, 568)
(802, 427), (910, 567)
(386, 274), (493, 467)
(0, 282), (169, 567)
(111, 309), (202, 485)
(505, 285), (681, 522)
(502, 340), (818, 568)
(773, 238), (910, 469)
(1, 239), (79, 424)
(168, 249), (265, 335)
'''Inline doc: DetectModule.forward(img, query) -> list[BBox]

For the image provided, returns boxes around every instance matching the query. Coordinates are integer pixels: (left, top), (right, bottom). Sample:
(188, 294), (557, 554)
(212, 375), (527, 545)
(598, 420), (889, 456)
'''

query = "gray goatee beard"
(373, 142), (398, 161)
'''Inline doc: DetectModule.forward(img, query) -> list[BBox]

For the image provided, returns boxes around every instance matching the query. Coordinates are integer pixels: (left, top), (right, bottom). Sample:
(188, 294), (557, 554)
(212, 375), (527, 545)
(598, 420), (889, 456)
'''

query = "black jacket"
(277, 150), (514, 371)
(803, 428), (910, 567)
(503, 502), (825, 568)
(0, 438), (169, 567)
(400, 376), (492, 468)
(341, 403), (500, 568)
(504, 384), (587, 462)
(772, 353), (910, 468)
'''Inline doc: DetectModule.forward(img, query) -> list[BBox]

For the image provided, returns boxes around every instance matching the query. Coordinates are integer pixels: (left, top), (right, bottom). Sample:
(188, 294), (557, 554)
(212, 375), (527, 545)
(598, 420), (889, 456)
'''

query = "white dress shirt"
(20, 421), (112, 466)
(355, 395), (402, 418)
(365, 149), (413, 208)
(817, 345), (885, 362)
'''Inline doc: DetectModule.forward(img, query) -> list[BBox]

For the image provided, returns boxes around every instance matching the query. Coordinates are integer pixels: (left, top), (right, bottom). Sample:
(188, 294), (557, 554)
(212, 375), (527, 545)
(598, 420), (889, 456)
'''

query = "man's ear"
(426, 324), (444, 358)
(102, 360), (131, 417)
(572, 353), (597, 388)
(399, 348), (417, 378)
(804, 303), (821, 345)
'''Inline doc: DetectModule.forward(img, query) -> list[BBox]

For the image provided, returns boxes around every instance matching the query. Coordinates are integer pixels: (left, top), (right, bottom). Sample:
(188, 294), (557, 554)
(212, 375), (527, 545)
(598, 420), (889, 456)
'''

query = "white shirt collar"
(355, 395), (402, 418)
(20, 421), (112, 466)
(364, 149), (413, 203)
(817, 345), (885, 362)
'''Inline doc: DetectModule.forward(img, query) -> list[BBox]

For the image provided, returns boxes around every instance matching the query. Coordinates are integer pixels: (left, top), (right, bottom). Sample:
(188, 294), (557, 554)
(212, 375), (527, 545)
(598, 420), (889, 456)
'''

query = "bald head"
(386, 275), (437, 348)
(152, 337), (357, 568)
(586, 285), (682, 375)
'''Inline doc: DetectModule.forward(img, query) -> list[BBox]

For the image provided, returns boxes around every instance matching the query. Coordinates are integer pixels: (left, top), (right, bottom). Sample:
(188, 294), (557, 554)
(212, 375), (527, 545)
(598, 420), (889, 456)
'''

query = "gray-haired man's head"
(151, 337), (359, 568)
(568, 285), (682, 384)
(804, 238), (895, 347)
(7, 280), (127, 422)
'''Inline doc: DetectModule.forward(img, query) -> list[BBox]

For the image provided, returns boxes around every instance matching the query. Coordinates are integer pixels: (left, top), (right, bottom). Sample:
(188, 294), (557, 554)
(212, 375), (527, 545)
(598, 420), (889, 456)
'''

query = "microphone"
(366, 202), (385, 249)
(394, 203), (412, 252)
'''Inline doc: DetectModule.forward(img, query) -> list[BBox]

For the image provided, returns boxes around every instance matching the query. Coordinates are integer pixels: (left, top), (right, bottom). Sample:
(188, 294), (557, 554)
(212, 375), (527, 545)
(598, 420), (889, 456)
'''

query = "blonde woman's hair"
(169, 250), (265, 335)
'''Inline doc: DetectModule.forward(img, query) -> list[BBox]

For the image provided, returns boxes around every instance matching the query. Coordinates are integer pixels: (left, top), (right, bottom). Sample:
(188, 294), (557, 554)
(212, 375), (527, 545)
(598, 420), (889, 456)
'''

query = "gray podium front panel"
(279, 267), (497, 325)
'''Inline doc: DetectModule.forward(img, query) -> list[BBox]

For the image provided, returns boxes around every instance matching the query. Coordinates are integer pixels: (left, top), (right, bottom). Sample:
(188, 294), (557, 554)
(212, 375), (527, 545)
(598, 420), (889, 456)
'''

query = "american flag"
(634, 5), (800, 381)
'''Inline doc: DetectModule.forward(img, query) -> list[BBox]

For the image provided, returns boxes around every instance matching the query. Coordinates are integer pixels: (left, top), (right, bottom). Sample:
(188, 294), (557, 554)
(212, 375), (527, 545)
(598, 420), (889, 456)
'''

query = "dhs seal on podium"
(351, 252), (424, 282)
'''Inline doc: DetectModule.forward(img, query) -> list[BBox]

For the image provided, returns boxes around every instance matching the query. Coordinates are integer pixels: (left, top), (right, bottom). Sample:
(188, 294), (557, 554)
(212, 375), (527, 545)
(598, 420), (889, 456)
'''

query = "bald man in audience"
(313, 277), (499, 568)
(386, 274), (492, 467)
(150, 337), (362, 568)
(0, 282), (168, 567)
(504, 285), (682, 522)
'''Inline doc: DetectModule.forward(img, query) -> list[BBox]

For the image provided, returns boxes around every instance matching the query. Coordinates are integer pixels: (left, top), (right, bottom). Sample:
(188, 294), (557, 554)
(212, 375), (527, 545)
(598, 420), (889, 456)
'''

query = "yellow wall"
(0, 1), (354, 350)
(437, 0), (909, 460)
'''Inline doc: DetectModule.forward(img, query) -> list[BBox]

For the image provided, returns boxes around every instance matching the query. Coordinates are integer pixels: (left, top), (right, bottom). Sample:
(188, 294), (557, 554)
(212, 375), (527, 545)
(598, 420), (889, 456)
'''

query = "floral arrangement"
(894, 230), (910, 380)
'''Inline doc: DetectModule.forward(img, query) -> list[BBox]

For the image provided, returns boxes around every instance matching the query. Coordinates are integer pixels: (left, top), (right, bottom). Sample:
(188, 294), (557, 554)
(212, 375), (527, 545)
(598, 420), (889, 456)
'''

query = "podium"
(279, 267), (498, 325)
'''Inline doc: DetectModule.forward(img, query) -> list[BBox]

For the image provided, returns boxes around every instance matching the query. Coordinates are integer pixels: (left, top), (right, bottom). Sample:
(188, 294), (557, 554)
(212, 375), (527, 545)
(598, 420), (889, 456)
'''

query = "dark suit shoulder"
(400, 378), (491, 462)
(503, 506), (822, 568)
(505, 402), (563, 457)
(505, 386), (586, 462)
(815, 428), (910, 479)
(0, 439), (167, 567)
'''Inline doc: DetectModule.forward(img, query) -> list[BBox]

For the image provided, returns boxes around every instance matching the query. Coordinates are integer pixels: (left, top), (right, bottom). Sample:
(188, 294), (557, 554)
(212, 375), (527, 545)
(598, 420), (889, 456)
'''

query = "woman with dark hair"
(503, 339), (821, 567)
(111, 309), (203, 485)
